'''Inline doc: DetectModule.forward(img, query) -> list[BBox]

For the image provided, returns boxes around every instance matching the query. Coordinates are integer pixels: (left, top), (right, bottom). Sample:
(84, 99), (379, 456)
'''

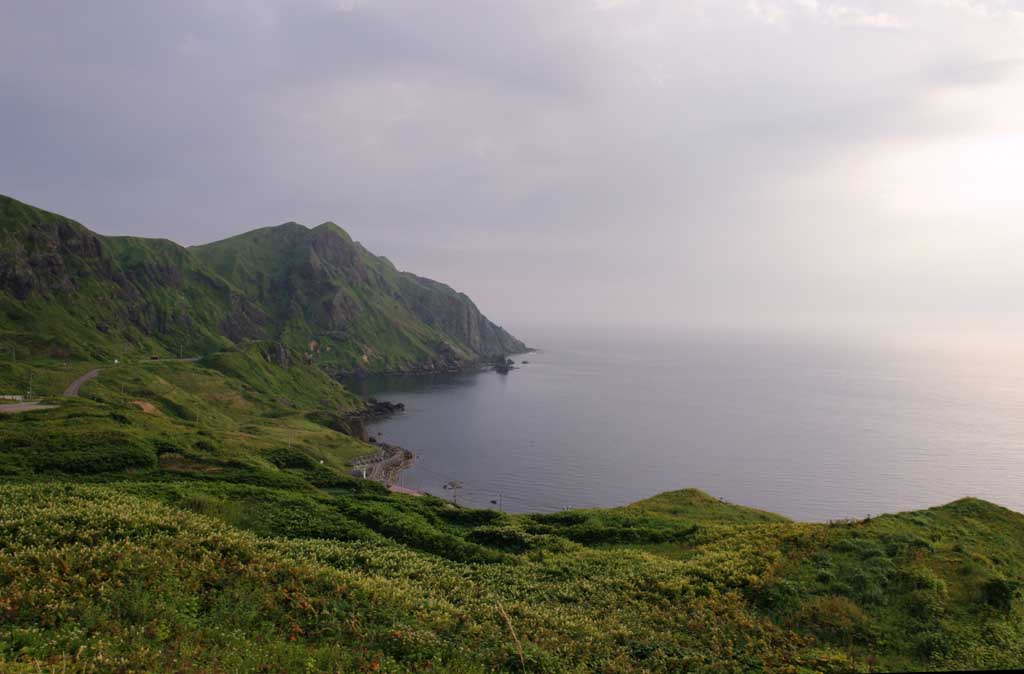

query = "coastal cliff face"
(191, 221), (526, 373)
(0, 194), (525, 370)
(395, 273), (526, 358)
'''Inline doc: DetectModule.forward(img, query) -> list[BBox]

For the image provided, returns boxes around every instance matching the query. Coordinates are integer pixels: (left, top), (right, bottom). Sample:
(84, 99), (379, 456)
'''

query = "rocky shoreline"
(324, 397), (405, 442)
(356, 397), (406, 421)
(340, 397), (418, 488)
(334, 349), (536, 379)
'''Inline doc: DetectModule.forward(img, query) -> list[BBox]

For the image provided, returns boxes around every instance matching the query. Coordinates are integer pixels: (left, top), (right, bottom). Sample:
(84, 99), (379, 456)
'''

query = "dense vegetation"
(3, 476), (1023, 672)
(2, 350), (1022, 673)
(0, 193), (525, 374)
(2, 192), (1022, 672)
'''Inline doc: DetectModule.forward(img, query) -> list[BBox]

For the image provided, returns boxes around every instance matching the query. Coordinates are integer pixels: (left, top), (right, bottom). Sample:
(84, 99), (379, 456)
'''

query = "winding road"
(62, 368), (101, 397)
(1, 357), (201, 413)
(0, 366), (102, 414)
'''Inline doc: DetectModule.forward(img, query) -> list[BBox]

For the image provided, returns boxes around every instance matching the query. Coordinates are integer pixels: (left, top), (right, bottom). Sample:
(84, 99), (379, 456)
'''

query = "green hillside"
(0, 195), (255, 361)
(0, 342), (366, 483)
(1, 353), (1022, 672)
(1, 474), (1022, 672)
(190, 221), (525, 373)
(2, 193), (1022, 673)
(0, 194), (525, 373)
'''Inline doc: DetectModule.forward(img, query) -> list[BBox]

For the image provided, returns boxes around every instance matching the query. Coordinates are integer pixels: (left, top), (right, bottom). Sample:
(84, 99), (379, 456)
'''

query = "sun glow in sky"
(867, 72), (1024, 219)
(2, 0), (1024, 332)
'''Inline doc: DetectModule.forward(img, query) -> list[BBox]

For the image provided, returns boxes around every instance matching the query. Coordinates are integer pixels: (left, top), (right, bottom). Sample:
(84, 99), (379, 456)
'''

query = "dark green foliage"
(262, 446), (317, 470)
(151, 439), (182, 455)
(982, 577), (1021, 612)
(0, 427), (157, 475)
(525, 508), (699, 545)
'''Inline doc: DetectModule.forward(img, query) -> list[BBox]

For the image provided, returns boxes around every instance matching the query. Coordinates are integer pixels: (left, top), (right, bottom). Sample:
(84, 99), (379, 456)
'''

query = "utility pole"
(26, 369), (32, 399)
(444, 480), (463, 505)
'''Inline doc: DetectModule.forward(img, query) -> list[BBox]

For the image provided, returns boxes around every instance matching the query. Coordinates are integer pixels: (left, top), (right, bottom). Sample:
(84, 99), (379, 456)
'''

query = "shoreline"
(348, 442), (416, 486)
(341, 392), (422, 492)
(334, 348), (537, 380)
(339, 353), (536, 498)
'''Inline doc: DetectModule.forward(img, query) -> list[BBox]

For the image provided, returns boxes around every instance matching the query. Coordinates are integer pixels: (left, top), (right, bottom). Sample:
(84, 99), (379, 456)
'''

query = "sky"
(3, 0), (1024, 335)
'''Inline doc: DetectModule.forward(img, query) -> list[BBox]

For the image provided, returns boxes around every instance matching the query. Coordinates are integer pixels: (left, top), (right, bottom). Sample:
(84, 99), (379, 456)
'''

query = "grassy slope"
(1, 346), (1022, 673)
(2, 386), (1023, 674)
(2, 482), (1022, 673)
(0, 342), (366, 484)
(626, 488), (789, 524)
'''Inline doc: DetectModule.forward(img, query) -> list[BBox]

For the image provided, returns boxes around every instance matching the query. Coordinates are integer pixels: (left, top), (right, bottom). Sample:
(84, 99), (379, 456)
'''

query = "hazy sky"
(3, 1), (1024, 333)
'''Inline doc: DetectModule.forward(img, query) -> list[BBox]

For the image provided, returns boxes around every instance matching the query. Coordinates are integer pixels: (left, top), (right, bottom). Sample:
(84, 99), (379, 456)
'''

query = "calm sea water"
(345, 327), (1024, 521)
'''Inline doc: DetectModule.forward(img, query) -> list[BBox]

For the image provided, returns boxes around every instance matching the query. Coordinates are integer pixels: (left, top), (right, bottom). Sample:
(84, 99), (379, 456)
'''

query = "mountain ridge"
(0, 193), (526, 373)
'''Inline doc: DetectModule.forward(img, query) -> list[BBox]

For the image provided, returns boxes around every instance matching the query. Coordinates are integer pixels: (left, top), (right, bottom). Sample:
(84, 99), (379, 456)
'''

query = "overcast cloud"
(3, 1), (1024, 334)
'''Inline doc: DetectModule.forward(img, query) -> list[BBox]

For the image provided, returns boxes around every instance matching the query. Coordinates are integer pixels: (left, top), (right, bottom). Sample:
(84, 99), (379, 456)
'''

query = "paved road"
(62, 368), (101, 397)
(0, 402), (58, 414)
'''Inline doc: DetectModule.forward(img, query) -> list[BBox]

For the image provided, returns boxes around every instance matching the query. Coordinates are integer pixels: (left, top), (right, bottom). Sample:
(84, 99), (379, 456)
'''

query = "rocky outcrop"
(307, 397), (405, 441)
(0, 218), (105, 299)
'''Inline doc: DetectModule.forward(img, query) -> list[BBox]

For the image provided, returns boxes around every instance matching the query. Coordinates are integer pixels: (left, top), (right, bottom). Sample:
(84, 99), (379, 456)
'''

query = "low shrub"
(0, 430), (158, 474)
(793, 595), (875, 645)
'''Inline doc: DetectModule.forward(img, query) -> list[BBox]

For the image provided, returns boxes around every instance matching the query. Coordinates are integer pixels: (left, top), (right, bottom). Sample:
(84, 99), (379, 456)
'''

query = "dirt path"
(62, 368), (101, 397)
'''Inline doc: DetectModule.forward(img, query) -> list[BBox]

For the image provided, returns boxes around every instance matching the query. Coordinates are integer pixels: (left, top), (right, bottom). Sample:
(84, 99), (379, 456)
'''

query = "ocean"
(345, 327), (1024, 521)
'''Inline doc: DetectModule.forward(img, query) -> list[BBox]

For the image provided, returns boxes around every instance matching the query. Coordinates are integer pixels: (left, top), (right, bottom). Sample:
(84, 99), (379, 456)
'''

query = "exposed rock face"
(220, 293), (267, 343)
(398, 274), (527, 357)
(191, 220), (528, 372)
(0, 219), (105, 299)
